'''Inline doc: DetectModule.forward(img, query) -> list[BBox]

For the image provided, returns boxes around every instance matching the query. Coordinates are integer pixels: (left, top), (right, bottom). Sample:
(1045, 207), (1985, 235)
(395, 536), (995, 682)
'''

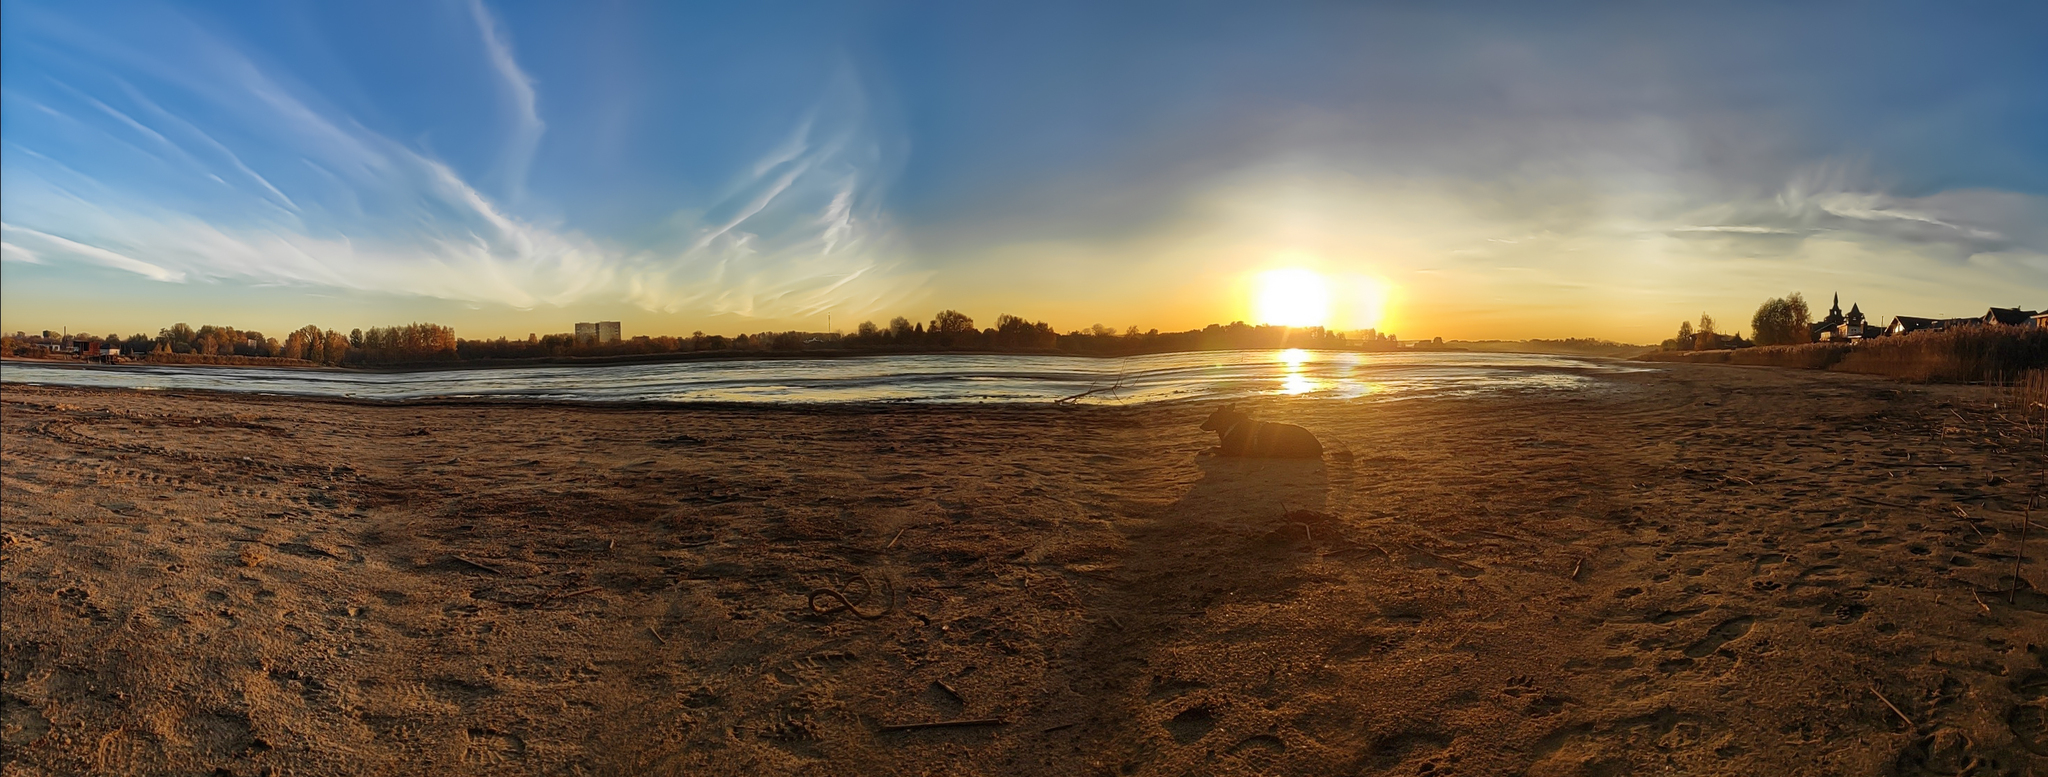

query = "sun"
(1252, 268), (1331, 328)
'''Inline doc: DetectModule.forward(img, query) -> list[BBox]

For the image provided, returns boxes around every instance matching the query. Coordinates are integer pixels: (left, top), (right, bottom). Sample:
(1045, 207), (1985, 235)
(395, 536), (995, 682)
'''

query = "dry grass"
(2014, 369), (2048, 443)
(1641, 325), (2048, 382)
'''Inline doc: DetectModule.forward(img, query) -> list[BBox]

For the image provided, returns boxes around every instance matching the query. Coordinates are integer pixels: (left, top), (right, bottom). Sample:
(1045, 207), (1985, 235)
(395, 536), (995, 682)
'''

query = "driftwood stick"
(886, 527), (908, 549)
(879, 718), (1005, 733)
(1570, 558), (1584, 582)
(648, 626), (668, 645)
(452, 555), (504, 575)
(1870, 685), (1915, 730)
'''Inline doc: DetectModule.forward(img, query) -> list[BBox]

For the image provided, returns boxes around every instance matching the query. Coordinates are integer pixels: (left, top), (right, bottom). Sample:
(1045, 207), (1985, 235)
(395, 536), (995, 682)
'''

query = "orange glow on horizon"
(1245, 266), (1394, 334)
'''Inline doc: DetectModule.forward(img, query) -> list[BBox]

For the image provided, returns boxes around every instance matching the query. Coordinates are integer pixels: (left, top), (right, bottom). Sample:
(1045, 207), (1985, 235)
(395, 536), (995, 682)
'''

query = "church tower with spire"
(1814, 292), (1849, 341)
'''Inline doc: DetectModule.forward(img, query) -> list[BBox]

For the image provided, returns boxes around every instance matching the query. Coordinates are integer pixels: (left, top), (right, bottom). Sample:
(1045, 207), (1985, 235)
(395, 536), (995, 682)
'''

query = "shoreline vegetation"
(1638, 324), (2048, 383)
(1638, 292), (2046, 383)
(1, 313), (1646, 372)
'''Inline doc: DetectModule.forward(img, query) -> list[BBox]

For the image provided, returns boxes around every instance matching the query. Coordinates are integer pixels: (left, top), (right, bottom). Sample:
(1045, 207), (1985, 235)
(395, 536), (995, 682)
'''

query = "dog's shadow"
(1175, 451), (1330, 522)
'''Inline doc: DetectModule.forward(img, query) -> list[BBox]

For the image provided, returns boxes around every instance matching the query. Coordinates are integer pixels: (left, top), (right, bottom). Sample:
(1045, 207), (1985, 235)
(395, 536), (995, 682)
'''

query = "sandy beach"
(3, 363), (2045, 776)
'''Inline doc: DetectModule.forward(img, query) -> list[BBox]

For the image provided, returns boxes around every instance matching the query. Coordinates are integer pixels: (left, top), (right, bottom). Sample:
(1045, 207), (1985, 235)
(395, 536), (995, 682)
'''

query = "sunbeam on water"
(1278, 348), (1316, 396)
(0, 351), (1653, 405)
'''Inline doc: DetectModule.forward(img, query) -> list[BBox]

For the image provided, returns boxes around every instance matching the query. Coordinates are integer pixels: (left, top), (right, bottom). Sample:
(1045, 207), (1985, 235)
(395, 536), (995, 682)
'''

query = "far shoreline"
(0, 342), (1626, 376)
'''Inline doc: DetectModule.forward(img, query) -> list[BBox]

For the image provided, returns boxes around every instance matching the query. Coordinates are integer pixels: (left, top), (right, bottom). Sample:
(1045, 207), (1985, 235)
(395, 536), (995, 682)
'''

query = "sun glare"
(1253, 269), (1331, 328)
(1278, 348), (1315, 394)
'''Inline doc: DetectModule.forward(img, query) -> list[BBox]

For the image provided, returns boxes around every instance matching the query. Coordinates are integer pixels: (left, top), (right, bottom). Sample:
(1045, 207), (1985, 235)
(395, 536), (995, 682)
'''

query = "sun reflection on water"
(1278, 348), (1317, 395)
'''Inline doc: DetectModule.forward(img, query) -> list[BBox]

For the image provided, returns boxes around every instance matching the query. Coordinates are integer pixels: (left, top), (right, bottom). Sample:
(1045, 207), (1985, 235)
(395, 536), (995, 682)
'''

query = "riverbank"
(3, 364), (2045, 775)
(1, 337), (1635, 375)
(1637, 326), (2048, 383)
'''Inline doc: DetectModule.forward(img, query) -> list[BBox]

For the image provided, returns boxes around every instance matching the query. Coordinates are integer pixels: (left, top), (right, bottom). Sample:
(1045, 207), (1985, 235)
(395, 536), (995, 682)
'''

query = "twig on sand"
(1570, 558), (1584, 582)
(2016, 501), (2035, 605)
(1870, 684), (1915, 731)
(648, 626), (668, 645)
(546, 587), (603, 604)
(809, 575), (895, 620)
(1850, 495), (1915, 510)
(1954, 505), (1986, 538)
(879, 718), (1006, 733)
(452, 555), (504, 575)
(886, 527), (908, 549)
(1971, 588), (1991, 614)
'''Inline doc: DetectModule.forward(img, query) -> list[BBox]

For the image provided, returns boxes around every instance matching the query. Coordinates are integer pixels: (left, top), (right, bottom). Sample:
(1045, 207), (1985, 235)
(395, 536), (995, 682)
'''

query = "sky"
(3, 1), (2045, 343)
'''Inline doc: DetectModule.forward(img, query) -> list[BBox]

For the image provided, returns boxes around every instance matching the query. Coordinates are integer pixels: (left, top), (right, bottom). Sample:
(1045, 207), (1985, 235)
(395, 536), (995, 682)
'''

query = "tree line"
(456, 311), (1384, 361)
(1659, 292), (1812, 351)
(1, 322), (458, 366)
(6, 310), (1401, 366)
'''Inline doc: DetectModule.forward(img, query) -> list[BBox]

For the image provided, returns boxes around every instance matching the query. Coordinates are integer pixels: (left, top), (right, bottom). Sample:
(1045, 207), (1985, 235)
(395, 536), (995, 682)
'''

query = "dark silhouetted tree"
(1750, 292), (1813, 346)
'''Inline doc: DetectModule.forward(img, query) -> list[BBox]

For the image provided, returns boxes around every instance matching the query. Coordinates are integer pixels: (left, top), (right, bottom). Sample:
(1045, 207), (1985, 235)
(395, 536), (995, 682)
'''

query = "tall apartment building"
(574, 321), (623, 344)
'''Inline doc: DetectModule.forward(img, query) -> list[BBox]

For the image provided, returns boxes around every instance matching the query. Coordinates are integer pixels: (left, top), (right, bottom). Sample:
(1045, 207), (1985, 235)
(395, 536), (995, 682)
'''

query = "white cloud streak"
(0, 241), (43, 264)
(467, 0), (545, 202)
(1, 223), (185, 281)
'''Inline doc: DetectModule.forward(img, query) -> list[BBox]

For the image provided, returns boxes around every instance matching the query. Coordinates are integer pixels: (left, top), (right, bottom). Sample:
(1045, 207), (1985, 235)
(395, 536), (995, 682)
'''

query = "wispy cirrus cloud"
(0, 223), (185, 282)
(466, 0), (544, 202)
(1662, 163), (2045, 258)
(0, 1), (922, 325)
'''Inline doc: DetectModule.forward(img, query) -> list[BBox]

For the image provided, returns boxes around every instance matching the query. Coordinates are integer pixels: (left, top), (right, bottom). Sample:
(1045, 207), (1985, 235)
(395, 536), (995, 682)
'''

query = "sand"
(2, 363), (2045, 776)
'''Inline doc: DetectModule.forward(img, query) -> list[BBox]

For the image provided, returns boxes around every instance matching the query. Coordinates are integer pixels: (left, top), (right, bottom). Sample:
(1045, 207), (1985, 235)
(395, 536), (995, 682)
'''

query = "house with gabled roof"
(1983, 307), (2039, 327)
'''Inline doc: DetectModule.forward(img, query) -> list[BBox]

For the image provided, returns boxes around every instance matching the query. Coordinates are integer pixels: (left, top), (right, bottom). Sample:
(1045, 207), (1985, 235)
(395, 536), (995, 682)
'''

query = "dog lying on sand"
(1200, 404), (1323, 458)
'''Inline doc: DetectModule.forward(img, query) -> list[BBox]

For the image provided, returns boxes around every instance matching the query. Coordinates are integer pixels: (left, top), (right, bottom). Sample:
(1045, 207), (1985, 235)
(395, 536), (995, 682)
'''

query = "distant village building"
(1887, 316), (1939, 336)
(573, 321), (623, 345)
(1812, 294), (1875, 341)
(1983, 307), (2036, 327)
(1883, 305), (2043, 336)
(2034, 311), (2048, 329)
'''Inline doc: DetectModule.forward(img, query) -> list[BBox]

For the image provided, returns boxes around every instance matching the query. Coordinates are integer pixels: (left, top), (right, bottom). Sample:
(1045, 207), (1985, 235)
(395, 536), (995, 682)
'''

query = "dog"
(1200, 404), (1323, 458)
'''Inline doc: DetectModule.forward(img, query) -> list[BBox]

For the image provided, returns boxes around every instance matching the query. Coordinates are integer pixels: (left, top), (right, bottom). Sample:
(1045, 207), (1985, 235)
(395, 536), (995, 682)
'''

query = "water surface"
(1, 349), (1649, 405)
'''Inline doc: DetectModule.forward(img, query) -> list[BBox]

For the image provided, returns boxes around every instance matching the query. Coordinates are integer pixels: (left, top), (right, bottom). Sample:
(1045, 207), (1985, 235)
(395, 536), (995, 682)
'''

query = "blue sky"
(3, 0), (2044, 341)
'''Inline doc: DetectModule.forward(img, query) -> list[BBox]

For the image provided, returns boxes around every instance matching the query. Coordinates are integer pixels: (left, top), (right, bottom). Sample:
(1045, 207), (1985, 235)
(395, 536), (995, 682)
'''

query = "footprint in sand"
(1228, 734), (1285, 756)
(1683, 616), (1755, 658)
(1166, 706), (1217, 744)
(2008, 672), (2048, 756)
(463, 729), (527, 766)
(0, 693), (50, 748)
(1647, 606), (1707, 625)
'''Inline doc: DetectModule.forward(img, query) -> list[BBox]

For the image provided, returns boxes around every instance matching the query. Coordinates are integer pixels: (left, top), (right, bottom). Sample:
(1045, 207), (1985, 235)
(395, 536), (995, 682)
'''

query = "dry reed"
(1641, 325), (2048, 383)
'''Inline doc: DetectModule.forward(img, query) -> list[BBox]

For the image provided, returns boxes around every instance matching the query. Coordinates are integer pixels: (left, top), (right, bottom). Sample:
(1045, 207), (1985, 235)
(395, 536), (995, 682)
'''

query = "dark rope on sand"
(809, 575), (895, 620)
